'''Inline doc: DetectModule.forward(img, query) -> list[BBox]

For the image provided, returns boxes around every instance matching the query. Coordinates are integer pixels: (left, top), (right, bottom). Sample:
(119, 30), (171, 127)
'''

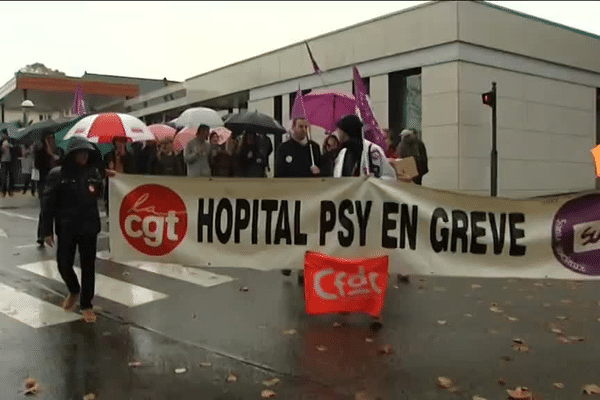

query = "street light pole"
(482, 82), (497, 197)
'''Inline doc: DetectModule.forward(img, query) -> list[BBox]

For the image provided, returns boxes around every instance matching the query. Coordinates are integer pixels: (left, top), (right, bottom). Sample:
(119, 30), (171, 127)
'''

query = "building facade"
(94, 1), (600, 197)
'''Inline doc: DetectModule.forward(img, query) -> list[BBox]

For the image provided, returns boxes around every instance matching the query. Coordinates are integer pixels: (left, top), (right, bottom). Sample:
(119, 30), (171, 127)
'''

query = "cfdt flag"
(304, 251), (389, 318)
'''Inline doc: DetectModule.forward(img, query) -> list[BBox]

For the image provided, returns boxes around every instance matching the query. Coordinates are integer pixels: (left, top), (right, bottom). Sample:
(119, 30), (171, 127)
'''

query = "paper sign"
(390, 157), (419, 180)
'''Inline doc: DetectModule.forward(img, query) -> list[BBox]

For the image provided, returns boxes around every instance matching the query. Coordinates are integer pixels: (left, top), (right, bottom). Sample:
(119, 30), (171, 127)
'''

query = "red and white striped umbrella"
(148, 124), (176, 142)
(64, 113), (154, 143)
(173, 126), (196, 152)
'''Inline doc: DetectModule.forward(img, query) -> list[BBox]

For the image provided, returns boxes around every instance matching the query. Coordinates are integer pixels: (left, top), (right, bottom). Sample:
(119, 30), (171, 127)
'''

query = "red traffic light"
(482, 90), (495, 107)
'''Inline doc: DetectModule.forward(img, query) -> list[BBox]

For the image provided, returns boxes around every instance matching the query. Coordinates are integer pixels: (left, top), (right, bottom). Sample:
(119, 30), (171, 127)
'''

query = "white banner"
(109, 174), (600, 280)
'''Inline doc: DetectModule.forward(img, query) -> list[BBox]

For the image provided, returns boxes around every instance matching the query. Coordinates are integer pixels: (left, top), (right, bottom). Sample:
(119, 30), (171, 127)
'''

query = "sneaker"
(81, 308), (97, 323)
(62, 294), (79, 311)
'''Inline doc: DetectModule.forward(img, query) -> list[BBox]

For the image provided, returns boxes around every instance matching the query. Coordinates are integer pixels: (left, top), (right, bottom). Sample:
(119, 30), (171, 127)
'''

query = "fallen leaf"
(582, 384), (600, 394)
(282, 329), (297, 335)
(471, 284), (482, 289)
(507, 316), (519, 322)
(83, 394), (97, 400)
(378, 345), (393, 355)
(512, 338), (524, 344)
(240, 286), (249, 292)
(448, 386), (463, 394)
(316, 345), (327, 352)
(551, 328), (563, 334)
(556, 315), (568, 321)
(174, 368), (187, 374)
(464, 313), (473, 318)
(490, 307), (503, 313)
(489, 329), (500, 334)
(23, 378), (40, 395)
(437, 320), (447, 326)
(507, 386), (533, 399)
(473, 396), (487, 400)
(226, 373), (238, 383)
(393, 285), (399, 289)
(437, 377), (454, 389)
(262, 378), (280, 387)
(333, 322), (342, 327)
(568, 336), (585, 342)
(122, 272), (130, 276)
(561, 299), (572, 304)
(558, 336), (571, 344)
(500, 355), (513, 362)
(512, 344), (530, 353)
(199, 362), (212, 367)
(128, 361), (143, 367)
(261, 389), (277, 398)
(498, 378), (507, 386)
(553, 382), (565, 389)
(365, 338), (374, 343)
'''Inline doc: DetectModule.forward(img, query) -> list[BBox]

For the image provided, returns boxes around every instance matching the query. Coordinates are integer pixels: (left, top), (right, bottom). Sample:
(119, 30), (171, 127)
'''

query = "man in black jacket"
(275, 117), (321, 284)
(40, 137), (103, 323)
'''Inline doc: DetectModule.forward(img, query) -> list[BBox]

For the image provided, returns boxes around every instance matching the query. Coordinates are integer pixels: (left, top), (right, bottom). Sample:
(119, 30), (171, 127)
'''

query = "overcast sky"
(1, 1), (599, 83)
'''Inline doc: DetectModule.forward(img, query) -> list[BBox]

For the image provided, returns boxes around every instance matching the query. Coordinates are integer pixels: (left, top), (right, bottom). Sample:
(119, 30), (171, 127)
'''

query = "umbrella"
(210, 126), (232, 145)
(64, 113), (154, 143)
(148, 124), (176, 142)
(301, 90), (356, 132)
(172, 107), (223, 128)
(173, 127), (196, 152)
(224, 111), (286, 136)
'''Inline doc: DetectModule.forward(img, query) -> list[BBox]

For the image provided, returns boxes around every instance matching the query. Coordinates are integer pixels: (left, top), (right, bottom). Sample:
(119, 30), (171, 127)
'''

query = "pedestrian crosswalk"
(18, 261), (168, 307)
(0, 255), (235, 329)
(0, 282), (81, 328)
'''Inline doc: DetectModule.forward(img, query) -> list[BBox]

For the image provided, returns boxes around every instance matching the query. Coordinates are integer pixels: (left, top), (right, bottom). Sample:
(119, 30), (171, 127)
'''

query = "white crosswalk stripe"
(17, 261), (168, 307)
(0, 282), (81, 328)
(96, 251), (235, 288)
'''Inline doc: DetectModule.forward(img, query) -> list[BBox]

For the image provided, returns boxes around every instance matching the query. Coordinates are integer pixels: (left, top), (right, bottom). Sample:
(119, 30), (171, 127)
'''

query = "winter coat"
(103, 149), (136, 175)
(34, 143), (64, 183)
(274, 138), (321, 178)
(40, 137), (103, 238)
(396, 131), (428, 184)
(333, 139), (396, 180)
(236, 134), (273, 178)
(184, 137), (212, 177)
(150, 152), (184, 176)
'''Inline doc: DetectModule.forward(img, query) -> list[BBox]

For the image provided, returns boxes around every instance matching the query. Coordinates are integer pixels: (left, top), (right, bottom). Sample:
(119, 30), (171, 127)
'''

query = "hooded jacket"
(40, 137), (103, 238)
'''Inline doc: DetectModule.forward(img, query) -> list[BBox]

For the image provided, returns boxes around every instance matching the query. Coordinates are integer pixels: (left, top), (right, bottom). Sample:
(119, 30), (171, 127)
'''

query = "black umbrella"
(224, 111), (286, 136)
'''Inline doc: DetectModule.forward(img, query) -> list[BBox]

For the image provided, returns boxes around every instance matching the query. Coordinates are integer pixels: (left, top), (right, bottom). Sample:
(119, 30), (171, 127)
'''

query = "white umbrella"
(173, 107), (223, 128)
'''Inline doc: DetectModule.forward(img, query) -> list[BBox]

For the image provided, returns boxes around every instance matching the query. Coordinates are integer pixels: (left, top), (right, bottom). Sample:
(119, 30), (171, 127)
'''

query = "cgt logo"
(119, 184), (188, 256)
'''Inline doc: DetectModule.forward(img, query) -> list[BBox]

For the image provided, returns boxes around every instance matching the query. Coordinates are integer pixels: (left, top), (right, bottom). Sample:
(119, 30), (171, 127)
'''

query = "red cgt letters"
(304, 251), (389, 318)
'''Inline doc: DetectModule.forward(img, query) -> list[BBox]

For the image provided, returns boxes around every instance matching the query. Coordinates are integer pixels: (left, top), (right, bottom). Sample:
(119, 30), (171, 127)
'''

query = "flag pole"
(297, 84), (316, 167)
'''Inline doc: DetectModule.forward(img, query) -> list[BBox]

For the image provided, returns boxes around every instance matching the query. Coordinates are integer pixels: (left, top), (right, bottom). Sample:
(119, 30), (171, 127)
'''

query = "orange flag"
(592, 145), (600, 177)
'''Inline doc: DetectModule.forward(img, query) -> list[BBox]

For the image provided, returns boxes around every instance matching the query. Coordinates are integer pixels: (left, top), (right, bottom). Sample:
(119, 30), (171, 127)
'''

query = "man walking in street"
(275, 117), (322, 284)
(184, 124), (212, 178)
(40, 137), (103, 323)
(35, 130), (63, 246)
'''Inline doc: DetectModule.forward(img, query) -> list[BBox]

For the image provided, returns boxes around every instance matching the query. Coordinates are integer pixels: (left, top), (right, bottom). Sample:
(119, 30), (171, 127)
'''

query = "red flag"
(305, 42), (322, 75)
(304, 251), (389, 317)
(592, 145), (600, 177)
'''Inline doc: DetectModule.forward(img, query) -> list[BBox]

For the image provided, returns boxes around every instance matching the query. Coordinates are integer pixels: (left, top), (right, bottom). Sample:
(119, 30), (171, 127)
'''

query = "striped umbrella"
(64, 113), (154, 143)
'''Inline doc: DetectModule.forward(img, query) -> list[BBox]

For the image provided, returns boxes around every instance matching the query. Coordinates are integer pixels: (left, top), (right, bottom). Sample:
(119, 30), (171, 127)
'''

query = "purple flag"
(352, 66), (387, 151)
(290, 87), (307, 120)
(305, 42), (322, 75)
(71, 84), (87, 116)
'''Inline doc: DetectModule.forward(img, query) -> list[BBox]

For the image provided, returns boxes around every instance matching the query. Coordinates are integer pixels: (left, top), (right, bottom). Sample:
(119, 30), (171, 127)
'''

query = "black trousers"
(0, 162), (14, 194)
(56, 232), (98, 309)
(36, 178), (46, 242)
(22, 174), (35, 195)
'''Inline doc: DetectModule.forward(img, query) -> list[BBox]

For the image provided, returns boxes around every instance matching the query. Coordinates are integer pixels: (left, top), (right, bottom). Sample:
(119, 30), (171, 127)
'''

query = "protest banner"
(109, 174), (600, 279)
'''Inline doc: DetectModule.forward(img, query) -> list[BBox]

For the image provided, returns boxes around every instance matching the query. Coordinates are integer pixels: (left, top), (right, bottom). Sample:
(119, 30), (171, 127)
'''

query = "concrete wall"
(456, 61), (596, 198)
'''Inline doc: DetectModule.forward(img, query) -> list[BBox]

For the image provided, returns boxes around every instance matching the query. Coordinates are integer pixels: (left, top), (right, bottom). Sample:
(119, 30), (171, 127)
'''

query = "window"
(388, 68), (422, 141)
(274, 95), (282, 124)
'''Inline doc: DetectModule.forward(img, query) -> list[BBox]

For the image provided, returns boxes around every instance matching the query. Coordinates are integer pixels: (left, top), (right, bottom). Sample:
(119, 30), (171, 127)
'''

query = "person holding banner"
(274, 118), (321, 178)
(332, 114), (396, 180)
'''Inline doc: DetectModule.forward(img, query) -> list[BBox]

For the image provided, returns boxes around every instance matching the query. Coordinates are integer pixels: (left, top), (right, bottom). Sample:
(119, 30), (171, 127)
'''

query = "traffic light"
(482, 90), (495, 107)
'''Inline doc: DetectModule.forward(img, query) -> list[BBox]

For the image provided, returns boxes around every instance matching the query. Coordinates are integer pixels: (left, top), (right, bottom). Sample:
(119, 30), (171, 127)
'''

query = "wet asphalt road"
(1, 194), (600, 400)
